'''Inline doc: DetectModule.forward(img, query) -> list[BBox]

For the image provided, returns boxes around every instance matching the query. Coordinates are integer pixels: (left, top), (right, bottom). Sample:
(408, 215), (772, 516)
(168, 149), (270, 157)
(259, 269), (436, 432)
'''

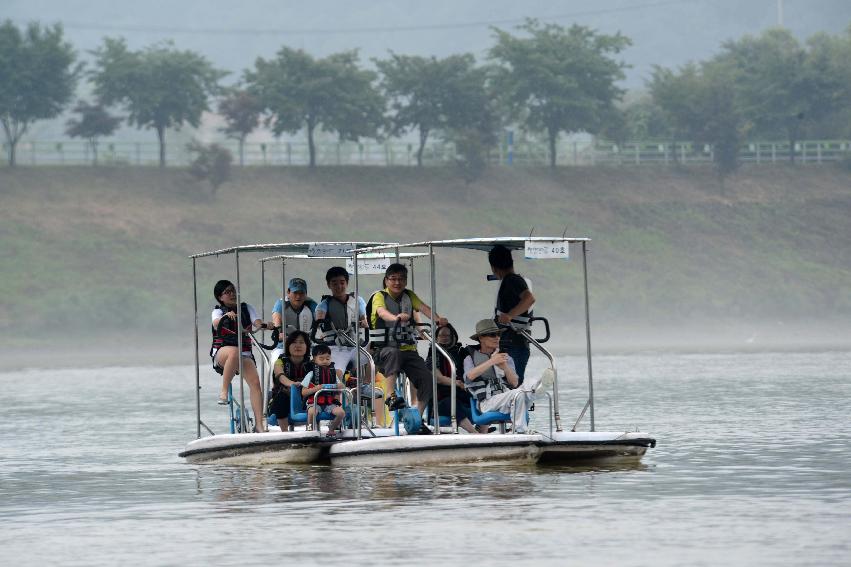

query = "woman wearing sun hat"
(462, 318), (541, 434)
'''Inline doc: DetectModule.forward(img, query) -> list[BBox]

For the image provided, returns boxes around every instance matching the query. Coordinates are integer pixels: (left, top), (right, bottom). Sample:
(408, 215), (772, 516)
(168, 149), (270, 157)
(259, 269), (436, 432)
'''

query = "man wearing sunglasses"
(368, 263), (447, 430)
(463, 319), (541, 434)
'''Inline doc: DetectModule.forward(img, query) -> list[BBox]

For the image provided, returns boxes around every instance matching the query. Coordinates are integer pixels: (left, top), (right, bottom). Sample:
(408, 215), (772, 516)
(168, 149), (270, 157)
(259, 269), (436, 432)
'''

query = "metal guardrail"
(4, 139), (851, 167)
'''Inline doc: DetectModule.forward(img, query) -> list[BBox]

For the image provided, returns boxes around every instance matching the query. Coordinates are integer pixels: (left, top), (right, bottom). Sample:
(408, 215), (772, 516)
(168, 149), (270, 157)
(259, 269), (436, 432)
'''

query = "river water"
(1, 351), (849, 566)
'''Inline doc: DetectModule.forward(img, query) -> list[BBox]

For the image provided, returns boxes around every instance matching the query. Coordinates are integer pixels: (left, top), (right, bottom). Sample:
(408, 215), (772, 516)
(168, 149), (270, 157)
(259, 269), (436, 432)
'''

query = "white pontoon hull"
(537, 431), (656, 464)
(179, 430), (328, 465)
(180, 429), (656, 466)
(329, 434), (542, 466)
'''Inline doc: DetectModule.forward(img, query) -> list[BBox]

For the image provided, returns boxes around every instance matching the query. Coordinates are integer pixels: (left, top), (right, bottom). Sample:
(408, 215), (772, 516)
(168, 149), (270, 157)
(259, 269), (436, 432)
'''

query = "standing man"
(488, 245), (536, 383)
(315, 266), (369, 379)
(368, 263), (447, 425)
(270, 277), (317, 362)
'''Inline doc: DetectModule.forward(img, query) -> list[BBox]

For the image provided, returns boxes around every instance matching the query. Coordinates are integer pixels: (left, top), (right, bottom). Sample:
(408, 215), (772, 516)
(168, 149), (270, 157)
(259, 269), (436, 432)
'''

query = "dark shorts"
(377, 347), (434, 405)
(268, 387), (290, 420)
(438, 395), (471, 422)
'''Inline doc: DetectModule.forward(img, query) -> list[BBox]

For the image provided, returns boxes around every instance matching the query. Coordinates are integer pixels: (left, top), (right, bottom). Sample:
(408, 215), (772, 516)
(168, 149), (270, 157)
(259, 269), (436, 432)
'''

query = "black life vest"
(211, 302), (252, 355)
(272, 356), (314, 394)
(307, 363), (339, 406)
(436, 343), (467, 401)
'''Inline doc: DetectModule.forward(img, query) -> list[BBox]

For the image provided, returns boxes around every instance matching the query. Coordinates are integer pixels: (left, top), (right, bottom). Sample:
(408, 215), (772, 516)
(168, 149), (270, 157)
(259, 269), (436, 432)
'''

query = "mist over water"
(2, 351), (849, 566)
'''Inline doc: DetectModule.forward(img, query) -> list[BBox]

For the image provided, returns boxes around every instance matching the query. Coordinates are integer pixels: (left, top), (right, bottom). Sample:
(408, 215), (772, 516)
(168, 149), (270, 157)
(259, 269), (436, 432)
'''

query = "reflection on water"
(1, 352), (850, 566)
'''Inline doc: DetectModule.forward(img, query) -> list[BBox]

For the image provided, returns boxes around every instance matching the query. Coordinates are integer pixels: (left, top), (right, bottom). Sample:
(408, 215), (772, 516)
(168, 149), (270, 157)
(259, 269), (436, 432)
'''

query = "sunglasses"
(221, 287), (236, 295)
(479, 332), (500, 338)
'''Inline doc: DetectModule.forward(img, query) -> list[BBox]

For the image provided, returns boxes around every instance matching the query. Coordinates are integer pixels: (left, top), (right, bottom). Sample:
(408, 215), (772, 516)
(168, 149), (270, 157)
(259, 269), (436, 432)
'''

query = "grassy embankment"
(2, 163), (851, 365)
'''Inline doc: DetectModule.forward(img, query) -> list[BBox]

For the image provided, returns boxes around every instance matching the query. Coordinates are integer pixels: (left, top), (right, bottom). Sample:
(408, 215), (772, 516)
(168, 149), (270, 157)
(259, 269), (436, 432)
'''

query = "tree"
(489, 19), (630, 167)
(376, 53), (493, 166)
(246, 47), (384, 167)
(0, 21), (78, 166)
(188, 141), (232, 196)
(804, 27), (851, 139)
(218, 88), (262, 166)
(720, 28), (847, 162)
(65, 101), (121, 165)
(601, 93), (672, 144)
(91, 38), (225, 167)
(650, 60), (747, 182)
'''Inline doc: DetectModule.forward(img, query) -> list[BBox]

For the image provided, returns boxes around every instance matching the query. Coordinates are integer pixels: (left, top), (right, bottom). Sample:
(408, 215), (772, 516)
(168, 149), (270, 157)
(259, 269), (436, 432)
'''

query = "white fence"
(4, 139), (851, 167)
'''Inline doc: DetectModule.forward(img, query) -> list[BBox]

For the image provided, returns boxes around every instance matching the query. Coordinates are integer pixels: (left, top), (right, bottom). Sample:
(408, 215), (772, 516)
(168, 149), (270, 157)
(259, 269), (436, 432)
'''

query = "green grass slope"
(2, 164), (850, 356)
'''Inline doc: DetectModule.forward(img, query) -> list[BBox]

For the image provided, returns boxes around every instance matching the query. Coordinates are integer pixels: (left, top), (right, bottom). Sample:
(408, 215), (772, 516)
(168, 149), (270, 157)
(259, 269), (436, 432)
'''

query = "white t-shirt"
(211, 303), (259, 359)
(211, 303), (259, 325)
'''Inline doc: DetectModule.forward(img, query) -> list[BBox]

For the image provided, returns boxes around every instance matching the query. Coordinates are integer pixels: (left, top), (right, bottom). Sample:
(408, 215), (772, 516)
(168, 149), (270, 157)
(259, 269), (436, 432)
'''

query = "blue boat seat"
(423, 403), (451, 427)
(469, 396), (512, 427)
(289, 385), (334, 428)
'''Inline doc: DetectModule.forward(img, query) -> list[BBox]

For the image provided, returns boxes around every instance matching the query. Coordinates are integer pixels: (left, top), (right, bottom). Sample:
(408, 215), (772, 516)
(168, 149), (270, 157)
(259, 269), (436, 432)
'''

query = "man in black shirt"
(489, 245), (536, 384)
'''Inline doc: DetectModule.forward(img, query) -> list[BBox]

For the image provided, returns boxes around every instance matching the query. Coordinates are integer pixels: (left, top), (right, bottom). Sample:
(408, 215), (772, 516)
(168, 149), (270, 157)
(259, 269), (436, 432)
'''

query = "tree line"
(2, 18), (851, 179)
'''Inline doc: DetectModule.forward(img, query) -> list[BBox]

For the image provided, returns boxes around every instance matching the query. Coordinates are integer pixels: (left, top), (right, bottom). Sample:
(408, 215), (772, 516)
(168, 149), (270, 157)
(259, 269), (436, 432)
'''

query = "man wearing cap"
(270, 277), (317, 361)
(463, 318), (541, 434)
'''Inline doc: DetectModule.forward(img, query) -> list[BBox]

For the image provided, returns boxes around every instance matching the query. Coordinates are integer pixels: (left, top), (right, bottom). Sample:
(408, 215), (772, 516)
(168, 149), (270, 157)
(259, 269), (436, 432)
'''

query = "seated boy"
(302, 344), (346, 437)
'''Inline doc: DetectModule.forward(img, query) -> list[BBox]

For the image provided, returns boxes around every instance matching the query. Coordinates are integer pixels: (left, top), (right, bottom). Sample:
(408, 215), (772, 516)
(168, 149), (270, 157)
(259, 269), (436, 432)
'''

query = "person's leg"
(459, 418), (478, 434)
(439, 396), (477, 433)
(505, 345), (530, 384)
(330, 346), (355, 380)
(215, 346), (239, 401)
(307, 406), (316, 430)
(270, 388), (290, 430)
(330, 405), (345, 432)
(403, 351), (434, 413)
(508, 391), (534, 433)
(241, 358), (265, 432)
(378, 347), (403, 401)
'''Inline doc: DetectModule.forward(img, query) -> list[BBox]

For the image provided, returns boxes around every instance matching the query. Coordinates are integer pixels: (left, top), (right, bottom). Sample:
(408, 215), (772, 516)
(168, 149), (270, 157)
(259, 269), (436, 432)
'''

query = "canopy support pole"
(582, 242), (595, 431)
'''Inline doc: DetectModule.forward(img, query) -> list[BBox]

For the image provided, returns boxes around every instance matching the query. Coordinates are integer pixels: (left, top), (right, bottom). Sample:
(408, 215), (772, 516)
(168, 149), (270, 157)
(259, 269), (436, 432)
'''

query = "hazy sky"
(7, 0), (851, 87)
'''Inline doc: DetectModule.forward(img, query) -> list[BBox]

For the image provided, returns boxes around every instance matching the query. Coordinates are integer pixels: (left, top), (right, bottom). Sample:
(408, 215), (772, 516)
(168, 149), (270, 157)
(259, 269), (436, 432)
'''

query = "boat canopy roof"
(257, 251), (428, 263)
(354, 236), (589, 255)
(189, 241), (393, 260)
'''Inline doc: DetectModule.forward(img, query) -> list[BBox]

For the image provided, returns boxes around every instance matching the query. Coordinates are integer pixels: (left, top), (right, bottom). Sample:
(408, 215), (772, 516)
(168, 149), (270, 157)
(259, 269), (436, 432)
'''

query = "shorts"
(268, 387), (291, 420)
(330, 346), (356, 374)
(307, 401), (341, 414)
(212, 350), (255, 375)
(377, 347), (434, 405)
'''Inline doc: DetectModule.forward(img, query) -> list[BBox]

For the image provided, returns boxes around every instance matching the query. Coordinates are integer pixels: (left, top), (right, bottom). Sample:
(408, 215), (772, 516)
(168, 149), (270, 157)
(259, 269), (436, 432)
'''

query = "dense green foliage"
(375, 53), (494, 166)
(643, 26), (851, 178)
(0, 21), (78, 166)
(4, 18), (851, 175)
(217, 88), (262, 167)
(64, 101), (121, 165)
(490, 20), (630, 167)
(188, 141), (232, 195)
(245, 48), (385, 167)
(90, 38), (225, 167)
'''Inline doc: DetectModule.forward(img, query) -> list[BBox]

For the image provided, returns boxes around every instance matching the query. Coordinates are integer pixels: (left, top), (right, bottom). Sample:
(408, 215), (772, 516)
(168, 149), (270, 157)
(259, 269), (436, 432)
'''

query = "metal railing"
(5, 138), (851, 167)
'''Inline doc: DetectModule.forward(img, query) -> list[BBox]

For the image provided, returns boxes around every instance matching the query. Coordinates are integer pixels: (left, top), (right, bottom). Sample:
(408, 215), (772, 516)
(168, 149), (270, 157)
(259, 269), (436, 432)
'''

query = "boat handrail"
(309, 387), (354, 432)
(418, 327), (458, 432)
(333, 323), (379, 430)
(516, 327), (563, 432)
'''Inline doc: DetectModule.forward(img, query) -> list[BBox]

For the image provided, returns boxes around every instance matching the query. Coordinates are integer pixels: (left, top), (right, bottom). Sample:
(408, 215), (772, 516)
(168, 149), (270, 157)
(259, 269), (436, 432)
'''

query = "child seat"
(289, 385), (335, 427)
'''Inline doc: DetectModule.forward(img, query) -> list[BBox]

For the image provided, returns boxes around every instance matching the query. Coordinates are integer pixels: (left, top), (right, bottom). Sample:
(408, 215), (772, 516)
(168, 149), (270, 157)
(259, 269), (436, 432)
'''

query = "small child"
(303, 344), (346, 437)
